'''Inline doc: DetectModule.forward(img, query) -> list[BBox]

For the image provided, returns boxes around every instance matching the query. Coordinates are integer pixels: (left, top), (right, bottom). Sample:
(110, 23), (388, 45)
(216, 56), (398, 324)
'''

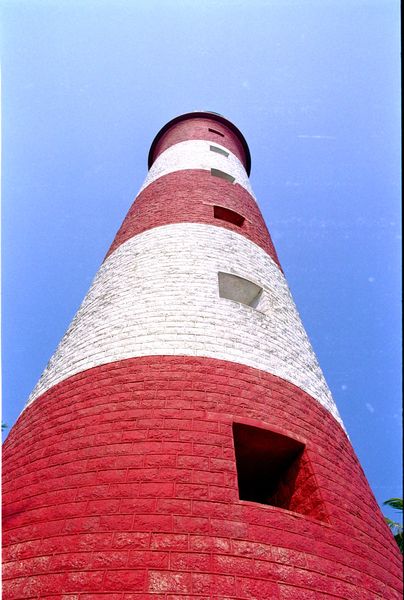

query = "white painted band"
(139, 140), (256, 199)
(27, 223), (342, 427)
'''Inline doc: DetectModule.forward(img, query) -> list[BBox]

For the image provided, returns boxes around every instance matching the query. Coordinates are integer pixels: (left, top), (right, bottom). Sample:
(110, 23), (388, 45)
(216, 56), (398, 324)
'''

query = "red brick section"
(150, 117), (248, 170)
(3, 357), (402, 599)
(105, 171), (281, 267)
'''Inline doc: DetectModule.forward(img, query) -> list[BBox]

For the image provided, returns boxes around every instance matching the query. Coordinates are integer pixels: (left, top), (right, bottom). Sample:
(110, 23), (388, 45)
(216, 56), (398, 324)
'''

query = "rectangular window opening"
(211, 168), (235, 183)
(210, 145), (229, 157)
(208, 127), (225, 137)
(218, 272), (263, 309)
(214, 206), (245, 227)
(232, 422), (328, 521)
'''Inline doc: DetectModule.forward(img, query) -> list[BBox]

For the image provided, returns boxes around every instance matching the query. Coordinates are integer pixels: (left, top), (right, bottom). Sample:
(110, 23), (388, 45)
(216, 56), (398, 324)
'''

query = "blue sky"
(1, 0), (401, 519)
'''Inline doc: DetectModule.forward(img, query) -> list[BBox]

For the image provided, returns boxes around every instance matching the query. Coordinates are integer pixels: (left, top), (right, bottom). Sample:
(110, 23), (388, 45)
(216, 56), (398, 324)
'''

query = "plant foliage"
(383, 498), (403, 553)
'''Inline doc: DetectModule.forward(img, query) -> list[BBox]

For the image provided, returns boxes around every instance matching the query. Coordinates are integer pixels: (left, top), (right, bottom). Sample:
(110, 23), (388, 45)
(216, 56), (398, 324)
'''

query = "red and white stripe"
(3, 112), (401, 599)
(25, 120), (340, 425)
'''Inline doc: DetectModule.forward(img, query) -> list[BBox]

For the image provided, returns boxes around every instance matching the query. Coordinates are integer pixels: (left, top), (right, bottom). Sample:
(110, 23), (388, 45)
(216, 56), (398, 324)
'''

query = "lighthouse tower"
(3, 112), (402, 598)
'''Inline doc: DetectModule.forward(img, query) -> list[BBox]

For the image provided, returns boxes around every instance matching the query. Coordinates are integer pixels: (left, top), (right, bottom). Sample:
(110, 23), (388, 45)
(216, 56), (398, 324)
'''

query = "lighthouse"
(2, 112), (402, 598)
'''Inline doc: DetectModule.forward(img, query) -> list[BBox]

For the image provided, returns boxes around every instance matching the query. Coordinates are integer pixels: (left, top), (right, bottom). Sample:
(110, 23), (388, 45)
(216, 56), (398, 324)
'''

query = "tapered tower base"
(3, 112), (402, 598)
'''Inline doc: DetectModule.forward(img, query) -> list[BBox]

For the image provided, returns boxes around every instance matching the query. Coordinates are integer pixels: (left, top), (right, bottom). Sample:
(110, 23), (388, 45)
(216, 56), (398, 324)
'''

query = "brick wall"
(26, 223), (338, 421)
(140, 141), (255, 199)
(3, 357), (402, 598)
(105, 170), (280, 265)
(4, 112), (401, 599)
(150, 117), (248, 170)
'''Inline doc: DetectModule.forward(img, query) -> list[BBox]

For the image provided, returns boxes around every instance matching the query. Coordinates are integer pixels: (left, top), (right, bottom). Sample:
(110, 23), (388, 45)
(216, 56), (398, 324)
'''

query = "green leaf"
(383, 497), (403, 554)
(394, 532), (403, 553)
(383, 498), (403, 511)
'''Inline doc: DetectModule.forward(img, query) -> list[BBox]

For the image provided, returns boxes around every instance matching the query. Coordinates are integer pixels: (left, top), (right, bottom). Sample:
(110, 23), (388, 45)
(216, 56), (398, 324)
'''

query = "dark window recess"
(218, 272), (262, 308)
(210, 145), (229, 157)
(211, 168), (235, 183)
(214, 206), (245, 227)
(232, 422), (328, 521)
(208, 127), (225, 137)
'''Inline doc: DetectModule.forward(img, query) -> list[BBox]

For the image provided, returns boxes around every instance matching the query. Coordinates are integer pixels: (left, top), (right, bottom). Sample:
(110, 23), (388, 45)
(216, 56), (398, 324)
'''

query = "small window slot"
(211, 168), (235, 183)
(208, 127), (225, 137)
(218, 272), (262, 308)
(232, 423), (328, 521)
(210, 145), (229, 157)
(214, 206), (245, 227)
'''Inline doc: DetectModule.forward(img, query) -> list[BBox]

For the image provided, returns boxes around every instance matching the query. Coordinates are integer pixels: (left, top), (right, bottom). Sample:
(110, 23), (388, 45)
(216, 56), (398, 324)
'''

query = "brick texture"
(3, 357), (402, 598)
(26, 223), (338, 421)
(139, 140), (255, 198)
(105, 170), (280, 265)
(4, 112), (402, 599)
(150, 117), (248, 170)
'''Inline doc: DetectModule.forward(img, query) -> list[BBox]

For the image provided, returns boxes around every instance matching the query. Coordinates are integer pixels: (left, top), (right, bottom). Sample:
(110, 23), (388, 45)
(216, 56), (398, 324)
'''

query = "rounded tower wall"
(3, 357), (402, 598)
(104, 170), (280, 264)
(26, 223), (338, 422)
(142, 140), (255, 198)
(148, 113), (250, 174)
(2, 112), (402, 599)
